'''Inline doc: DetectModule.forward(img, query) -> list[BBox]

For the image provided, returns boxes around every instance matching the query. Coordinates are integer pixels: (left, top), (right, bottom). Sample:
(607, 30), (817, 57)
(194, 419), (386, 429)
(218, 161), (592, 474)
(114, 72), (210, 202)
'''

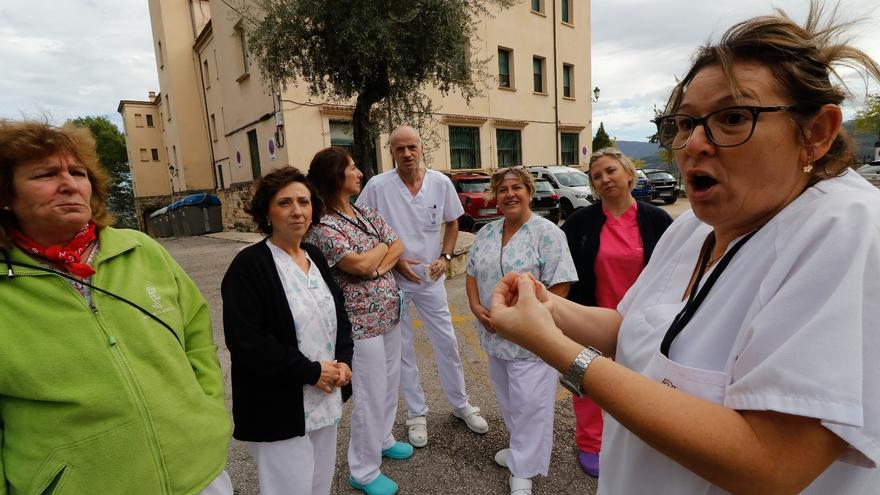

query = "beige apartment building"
(121, 0), (593, 231)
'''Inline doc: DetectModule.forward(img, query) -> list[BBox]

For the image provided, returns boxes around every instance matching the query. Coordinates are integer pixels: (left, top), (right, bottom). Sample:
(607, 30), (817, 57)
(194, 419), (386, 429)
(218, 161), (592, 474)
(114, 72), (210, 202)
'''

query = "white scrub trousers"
(247, 424), (338, 495)
(348, 323), (402, 484)
(399, 280), (471, 417)
(488, 354), (558, 478)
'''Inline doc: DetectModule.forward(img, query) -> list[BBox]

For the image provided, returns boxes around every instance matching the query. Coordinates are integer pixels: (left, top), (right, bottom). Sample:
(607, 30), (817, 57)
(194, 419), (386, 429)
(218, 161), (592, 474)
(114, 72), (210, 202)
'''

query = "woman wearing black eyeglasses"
(488, 3), (880, 494)
(306, 147), (409, 495)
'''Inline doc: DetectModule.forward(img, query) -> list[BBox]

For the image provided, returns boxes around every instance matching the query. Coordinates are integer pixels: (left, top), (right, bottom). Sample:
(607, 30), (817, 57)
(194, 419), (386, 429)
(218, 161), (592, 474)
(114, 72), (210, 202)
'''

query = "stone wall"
(133, 194), (173, 232)
(216, 181), (259, 232)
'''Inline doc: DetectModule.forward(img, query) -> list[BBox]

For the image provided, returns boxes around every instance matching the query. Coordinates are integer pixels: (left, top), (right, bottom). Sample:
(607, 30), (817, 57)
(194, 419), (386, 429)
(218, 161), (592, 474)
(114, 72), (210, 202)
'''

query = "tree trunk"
(352, 92), (381, 181)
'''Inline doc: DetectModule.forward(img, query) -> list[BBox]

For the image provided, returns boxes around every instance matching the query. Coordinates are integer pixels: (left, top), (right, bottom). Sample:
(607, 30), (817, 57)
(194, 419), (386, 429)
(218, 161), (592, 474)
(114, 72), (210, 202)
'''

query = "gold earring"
(803, 162), (814, 174)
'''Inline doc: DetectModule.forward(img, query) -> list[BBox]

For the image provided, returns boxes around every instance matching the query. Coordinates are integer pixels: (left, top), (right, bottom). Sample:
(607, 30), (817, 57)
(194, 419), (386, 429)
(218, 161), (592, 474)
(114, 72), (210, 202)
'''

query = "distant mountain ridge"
(616, 141), (663, 165)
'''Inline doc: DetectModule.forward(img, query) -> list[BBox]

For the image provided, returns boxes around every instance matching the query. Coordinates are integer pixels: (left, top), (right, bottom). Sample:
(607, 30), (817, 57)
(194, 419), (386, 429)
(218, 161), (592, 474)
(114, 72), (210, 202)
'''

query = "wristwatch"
(559, 346), (602, 398)
(440, 253), (453, 261)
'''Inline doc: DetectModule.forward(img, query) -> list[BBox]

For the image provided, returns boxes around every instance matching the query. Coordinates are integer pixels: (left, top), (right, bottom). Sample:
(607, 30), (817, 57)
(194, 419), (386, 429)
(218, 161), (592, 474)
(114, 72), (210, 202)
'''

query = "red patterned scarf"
(12, 222), (97, 278)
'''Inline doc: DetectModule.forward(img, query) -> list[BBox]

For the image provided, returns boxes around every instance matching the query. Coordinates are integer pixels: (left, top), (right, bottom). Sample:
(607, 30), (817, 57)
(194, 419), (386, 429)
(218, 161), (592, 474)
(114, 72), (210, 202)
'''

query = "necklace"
(705, 253), (722, 268)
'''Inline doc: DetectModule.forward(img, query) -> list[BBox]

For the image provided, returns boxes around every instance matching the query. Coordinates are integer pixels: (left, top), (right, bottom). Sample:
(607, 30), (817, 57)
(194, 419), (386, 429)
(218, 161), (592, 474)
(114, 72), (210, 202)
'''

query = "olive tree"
(245, 0), (515, 178)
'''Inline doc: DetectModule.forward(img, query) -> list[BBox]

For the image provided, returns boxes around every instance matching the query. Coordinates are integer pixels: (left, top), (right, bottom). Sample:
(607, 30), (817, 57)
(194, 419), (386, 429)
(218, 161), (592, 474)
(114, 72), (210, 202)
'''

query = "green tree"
(67, 116), (137, 229)
(592, 122), (615, 151)
(244, 0), (515, 179)
(854, 94), (880, 137)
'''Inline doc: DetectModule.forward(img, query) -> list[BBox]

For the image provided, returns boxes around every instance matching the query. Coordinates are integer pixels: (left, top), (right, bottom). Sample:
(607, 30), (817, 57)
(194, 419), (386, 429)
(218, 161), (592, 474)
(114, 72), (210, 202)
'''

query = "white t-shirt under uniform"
(601, 172), (880, 494)
(356, 169), (464, 292)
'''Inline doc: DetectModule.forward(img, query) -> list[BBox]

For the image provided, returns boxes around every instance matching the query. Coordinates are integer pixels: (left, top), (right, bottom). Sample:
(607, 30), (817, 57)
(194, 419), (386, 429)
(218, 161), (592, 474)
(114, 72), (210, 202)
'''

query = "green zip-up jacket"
(0, 227), (231, 495)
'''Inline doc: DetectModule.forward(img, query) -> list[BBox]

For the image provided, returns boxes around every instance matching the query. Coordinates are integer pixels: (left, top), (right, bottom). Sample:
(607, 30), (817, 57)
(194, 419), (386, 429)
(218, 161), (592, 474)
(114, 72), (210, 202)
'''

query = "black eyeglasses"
(653, 105), (799, 150)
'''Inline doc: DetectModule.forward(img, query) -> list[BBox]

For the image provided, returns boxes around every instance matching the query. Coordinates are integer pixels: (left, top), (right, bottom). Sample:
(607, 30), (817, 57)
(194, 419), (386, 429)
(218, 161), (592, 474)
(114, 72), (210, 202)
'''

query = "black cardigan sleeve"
(221, 241), (322, 386)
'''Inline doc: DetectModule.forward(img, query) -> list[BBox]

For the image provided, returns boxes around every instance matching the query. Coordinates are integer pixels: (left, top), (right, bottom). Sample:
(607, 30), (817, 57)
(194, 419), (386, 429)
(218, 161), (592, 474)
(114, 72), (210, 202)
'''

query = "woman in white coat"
(489, 3), (880, 494)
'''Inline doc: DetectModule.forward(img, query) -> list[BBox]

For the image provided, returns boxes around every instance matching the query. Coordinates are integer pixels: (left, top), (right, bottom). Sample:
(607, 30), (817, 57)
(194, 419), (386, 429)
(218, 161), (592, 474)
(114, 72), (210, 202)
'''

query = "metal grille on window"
(496, 129), (522, 167)
(450, 127), (480, 169)
(561, 133), (579, 165)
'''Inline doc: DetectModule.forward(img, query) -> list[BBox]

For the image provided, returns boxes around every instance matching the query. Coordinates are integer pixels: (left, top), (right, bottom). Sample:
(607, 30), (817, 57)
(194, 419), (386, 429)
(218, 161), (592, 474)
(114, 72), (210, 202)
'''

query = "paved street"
(159, 199), (688, 495)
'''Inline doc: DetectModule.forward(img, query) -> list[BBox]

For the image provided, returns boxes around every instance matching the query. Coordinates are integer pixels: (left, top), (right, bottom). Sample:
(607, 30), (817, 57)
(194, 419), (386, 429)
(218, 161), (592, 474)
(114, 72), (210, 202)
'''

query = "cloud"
(592, 0), (880, 141)
(0, 0), (159, 127)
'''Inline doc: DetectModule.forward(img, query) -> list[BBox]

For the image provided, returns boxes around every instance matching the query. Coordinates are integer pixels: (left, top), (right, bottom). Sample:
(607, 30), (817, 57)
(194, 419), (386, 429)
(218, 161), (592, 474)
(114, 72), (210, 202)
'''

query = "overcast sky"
(1, 1), (878, 142)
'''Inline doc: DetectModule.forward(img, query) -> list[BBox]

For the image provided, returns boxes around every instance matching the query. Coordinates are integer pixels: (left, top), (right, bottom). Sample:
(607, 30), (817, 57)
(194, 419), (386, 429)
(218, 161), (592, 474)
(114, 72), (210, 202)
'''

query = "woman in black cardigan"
(561, 149), (672, 478)
(222, 167), (354, 495)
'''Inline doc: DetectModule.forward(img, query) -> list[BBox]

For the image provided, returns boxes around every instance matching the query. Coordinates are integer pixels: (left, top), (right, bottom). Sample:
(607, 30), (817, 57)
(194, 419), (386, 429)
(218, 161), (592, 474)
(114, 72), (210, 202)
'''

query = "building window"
(166, 95), (171, 121)
(496, 129), (522, 167)
(139, 148), (148, 161)
(235, 21), (250, 77)
(498, 47), (513, 89)
(533, 56), (546, 93)
(151, 148), (159, 161)
(449, 126), (480, 169)
(202, 59), (211, 88)
(561, 133), (579, 165)
(157, 40), (164, 69)
(210, 114), (218, 141)
(530, 0), (544, 14)
(329, 120), (354, 152)
(217, 164), (225, 189)
(563, 64), (574, 98)
(146, 114), (154, 127)
(561, 0), (572, 24)
(135, 114), (143, 127)
(247, 129), (261, 179)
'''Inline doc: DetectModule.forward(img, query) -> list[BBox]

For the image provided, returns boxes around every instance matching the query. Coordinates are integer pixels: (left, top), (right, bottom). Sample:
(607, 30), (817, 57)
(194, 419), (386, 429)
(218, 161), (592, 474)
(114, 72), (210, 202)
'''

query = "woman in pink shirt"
(560, 148), (672, 477)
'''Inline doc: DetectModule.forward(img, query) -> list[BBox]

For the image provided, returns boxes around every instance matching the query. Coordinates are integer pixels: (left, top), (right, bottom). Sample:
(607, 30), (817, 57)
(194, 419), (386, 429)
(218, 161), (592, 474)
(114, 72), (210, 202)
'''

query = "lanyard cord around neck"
(331, 203), (380, 239)
(659, 229), (759, 357)
(1, 250), (181, 345)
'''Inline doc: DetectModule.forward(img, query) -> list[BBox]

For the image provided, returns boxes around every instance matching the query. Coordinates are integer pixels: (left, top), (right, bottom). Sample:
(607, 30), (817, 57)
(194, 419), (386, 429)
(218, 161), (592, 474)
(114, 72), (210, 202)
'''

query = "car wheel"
(560, 199), (573, 219)
(459, 216), (475, 233)
(663, 197), (677, 205)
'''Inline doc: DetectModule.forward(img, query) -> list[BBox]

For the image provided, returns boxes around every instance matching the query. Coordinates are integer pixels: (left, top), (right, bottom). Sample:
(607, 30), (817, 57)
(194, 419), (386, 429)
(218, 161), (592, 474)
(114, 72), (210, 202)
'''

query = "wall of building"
(127, 0), (592, 235)
(119, 99), (170, 198)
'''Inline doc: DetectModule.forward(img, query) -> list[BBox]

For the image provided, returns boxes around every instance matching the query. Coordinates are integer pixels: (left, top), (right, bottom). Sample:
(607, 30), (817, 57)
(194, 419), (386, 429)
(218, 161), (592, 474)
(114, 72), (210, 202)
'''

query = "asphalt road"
(158, 198), (689, 495)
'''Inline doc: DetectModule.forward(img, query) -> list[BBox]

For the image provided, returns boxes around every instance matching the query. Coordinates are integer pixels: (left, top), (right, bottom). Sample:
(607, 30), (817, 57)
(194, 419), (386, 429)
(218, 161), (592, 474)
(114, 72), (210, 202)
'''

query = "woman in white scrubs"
(488, 4), (880, 494)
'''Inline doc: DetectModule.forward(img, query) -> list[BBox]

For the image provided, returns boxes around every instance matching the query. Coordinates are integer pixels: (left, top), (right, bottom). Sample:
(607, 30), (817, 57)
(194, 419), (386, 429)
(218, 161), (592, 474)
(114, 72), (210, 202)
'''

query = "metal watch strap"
(559, 346), (602, 398)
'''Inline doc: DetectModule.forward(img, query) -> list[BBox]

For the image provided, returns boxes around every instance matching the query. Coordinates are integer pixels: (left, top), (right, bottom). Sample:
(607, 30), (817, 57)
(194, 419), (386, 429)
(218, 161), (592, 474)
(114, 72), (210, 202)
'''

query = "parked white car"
(528, 166), (593, 218)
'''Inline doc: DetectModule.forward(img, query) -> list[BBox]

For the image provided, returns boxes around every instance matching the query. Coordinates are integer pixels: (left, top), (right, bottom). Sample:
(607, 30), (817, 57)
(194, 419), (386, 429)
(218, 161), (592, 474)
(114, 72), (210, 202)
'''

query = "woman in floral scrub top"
(306, 147), (411, 495)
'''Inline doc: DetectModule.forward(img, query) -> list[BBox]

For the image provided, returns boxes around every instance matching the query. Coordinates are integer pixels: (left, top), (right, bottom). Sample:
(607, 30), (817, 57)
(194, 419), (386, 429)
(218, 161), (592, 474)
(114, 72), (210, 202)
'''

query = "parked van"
(528, 166), (593, 218)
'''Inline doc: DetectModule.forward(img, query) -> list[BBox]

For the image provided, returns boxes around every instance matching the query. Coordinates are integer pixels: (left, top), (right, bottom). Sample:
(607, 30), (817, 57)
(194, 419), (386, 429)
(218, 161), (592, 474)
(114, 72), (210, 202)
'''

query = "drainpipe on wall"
(552, 0), (560, 165)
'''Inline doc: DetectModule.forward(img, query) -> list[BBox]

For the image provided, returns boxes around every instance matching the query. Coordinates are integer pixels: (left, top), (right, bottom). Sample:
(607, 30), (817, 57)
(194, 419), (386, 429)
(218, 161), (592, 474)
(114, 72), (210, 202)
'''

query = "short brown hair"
(306, 147), (351, 213)
(0, 119), (112, 248)
(588, 148), (637, 200)
(662, 1), (880, 180)
(489, 166), (535, 199)
(245, 166), (321, 235)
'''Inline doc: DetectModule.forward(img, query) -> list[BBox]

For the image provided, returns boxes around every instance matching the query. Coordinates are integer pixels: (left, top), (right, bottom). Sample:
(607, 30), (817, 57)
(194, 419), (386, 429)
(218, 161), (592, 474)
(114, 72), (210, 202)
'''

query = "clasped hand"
(314, 360), (352, 393)
(489, 272), (562, 353)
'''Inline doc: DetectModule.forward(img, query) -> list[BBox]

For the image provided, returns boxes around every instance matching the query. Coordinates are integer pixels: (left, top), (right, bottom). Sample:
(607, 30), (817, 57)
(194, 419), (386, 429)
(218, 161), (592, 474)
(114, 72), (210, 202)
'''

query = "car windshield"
(646, 171), (672, 180)
(534, 180), (553, 193)
(555, 171), (589, 187)
(459, 179), (490, 193)
(636, 170), (648, 180)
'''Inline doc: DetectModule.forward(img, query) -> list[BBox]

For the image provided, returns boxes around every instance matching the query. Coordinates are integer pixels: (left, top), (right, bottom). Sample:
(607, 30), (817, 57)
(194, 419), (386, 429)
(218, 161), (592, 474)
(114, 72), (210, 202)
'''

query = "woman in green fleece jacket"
(0, 119), (232, 495)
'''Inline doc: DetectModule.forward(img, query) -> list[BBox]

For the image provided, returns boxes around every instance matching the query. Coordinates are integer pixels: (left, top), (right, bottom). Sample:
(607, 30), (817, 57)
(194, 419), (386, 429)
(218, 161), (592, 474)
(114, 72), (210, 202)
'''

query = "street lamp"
(168, 163), (177, 201)
(592, 86), (600, 102)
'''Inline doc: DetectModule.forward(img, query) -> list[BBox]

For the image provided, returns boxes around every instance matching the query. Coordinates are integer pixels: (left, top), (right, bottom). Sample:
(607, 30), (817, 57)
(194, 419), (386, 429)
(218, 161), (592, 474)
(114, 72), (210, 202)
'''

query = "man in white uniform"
(357, 125), (488, 447)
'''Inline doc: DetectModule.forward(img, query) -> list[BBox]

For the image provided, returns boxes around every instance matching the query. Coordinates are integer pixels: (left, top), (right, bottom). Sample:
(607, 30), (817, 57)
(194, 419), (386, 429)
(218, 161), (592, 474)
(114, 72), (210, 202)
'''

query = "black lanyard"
(331, 204), (380, 239)
(659, 229), (759, 357)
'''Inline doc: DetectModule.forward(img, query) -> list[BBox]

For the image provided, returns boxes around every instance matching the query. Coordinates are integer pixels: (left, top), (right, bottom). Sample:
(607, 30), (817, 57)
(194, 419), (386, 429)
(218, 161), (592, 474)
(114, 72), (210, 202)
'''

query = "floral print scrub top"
(306, 204), (401, 340)
(268, 241), (342, 432)
(467, 214), (577, 361)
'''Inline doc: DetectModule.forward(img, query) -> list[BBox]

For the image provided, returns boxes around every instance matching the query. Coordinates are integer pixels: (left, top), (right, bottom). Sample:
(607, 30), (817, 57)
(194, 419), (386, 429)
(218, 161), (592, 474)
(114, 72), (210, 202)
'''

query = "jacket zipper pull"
(107, 335), (117, 347)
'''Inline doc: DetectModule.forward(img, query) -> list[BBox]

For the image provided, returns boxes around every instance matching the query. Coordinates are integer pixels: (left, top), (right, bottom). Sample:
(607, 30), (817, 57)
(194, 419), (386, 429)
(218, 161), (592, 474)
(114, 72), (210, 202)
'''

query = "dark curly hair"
(245, 166), (322, 235)
(306, 147), (351, 215)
